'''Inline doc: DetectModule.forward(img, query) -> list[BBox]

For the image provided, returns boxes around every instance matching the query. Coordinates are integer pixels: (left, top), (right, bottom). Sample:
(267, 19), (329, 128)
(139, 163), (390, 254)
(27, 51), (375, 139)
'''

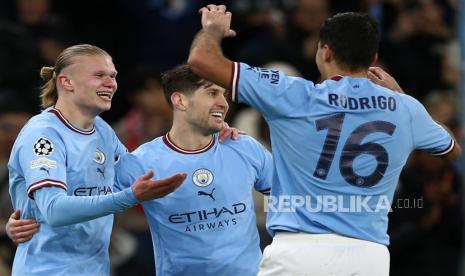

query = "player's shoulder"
(132, 136), (165, 158)
(221, 134), (266, 152)
(19, 112), (62, 139)
(94, 116), (115, 132)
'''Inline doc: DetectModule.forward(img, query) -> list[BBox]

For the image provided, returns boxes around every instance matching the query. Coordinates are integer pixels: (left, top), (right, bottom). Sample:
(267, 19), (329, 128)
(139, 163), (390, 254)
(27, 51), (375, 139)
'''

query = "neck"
(54, 100), (95, 129)
(323, 65), (367, 80)
(168, 117), (213, 151)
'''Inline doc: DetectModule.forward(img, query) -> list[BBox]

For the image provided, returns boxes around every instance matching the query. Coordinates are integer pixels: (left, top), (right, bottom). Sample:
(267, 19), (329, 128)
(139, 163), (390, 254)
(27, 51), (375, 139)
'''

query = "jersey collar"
(163, 132), (215, 154)
(48, 108), (95, 135)
(330, 75), (344, 81)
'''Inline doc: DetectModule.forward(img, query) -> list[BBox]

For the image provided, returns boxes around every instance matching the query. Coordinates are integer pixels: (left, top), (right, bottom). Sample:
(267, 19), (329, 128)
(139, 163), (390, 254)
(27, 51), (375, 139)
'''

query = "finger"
(139, 170), (154, 181)
(152, 173), (187, 188)
(13, 222), (40, 232)
(367, 71), (381, 84)
(199, 7), (209, 14)
(207, 4), (219, 11)
(368, 67), (383, 80)
(10, 219), (38, 228)
(227, 29), (237, 37)
(217, 5), (227, 13)
(232, 129), (239, 140)
(238, 130), (247, 135)
(13, 227), (39, 240)
(10, 210), (20, 219)
(219, 129), (232, 142)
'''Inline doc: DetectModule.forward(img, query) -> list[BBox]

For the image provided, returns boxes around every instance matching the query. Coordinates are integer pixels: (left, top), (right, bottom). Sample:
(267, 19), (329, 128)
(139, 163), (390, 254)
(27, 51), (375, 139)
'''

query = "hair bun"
(40, 66), (55, 81)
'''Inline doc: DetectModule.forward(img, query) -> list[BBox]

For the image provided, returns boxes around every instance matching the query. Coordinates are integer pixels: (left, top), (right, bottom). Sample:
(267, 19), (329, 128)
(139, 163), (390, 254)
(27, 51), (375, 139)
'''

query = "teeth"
(97, 91), (112, 100)
(211, 112), (223, 118)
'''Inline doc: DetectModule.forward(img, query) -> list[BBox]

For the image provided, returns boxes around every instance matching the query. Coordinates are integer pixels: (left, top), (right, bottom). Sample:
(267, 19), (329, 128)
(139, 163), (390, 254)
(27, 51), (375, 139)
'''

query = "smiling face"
(184, 82), (229, 135)
(60, 54), (117, 116)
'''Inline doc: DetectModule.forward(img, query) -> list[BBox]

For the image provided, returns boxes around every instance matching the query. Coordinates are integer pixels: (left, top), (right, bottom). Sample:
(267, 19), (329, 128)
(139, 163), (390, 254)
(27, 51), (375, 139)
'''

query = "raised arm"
(188, 4), (235, 89)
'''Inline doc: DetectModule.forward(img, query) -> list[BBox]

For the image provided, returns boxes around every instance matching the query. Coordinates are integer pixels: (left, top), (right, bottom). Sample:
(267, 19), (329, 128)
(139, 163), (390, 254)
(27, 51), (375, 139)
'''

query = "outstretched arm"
(33, 171), (186, 227)
(188, 4), (236, 89)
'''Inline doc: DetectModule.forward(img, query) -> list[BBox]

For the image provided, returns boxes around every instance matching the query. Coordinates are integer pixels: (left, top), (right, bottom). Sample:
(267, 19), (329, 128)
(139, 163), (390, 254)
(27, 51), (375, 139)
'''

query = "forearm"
(34, 187), (137, 227)
(188, 29), (232, 88)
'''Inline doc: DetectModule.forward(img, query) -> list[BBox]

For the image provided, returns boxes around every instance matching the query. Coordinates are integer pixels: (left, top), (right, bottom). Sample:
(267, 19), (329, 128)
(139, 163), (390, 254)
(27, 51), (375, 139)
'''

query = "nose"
(216, 94), (229, 112)
(103, 76), (117, 91)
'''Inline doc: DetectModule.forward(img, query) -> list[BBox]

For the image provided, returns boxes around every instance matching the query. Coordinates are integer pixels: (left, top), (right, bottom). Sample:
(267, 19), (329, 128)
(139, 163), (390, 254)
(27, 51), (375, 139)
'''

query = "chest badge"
(192, 168), (214, 187)
(94, 148), (106, 164)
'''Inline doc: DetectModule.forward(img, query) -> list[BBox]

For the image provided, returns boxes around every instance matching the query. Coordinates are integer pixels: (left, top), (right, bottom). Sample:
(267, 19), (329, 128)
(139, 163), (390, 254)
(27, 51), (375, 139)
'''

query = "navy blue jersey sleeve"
(230, 62), (315, 120)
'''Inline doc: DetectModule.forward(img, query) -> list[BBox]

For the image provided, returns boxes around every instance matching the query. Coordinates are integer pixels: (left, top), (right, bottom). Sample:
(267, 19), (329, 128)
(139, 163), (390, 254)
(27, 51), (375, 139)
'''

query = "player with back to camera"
(187, 5), (461, 275)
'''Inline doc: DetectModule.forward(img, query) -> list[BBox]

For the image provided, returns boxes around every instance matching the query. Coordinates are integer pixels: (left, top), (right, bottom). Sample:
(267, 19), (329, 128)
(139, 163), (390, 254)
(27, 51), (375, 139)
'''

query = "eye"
(208, 91), (217, 96)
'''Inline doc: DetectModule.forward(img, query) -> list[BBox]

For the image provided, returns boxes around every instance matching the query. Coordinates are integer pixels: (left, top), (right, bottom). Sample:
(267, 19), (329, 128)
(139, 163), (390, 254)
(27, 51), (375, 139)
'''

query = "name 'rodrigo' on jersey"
(229, 62), (454, 245)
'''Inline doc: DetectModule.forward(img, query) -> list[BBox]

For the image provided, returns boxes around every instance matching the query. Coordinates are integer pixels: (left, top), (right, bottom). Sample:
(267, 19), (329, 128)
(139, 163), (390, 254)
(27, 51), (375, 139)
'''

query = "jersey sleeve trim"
(230, 62), (240, 103)
(27, 179), (67, 199)
(431, 139), (455, 156)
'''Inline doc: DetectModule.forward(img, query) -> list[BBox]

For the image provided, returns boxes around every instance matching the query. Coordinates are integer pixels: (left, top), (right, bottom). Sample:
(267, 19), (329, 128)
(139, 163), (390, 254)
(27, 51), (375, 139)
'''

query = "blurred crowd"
(0, 0), (463, 275)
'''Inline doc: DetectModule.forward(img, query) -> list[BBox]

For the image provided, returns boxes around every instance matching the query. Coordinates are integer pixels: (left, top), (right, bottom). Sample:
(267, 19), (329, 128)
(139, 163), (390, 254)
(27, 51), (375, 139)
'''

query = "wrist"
(202, 26), (224, 41)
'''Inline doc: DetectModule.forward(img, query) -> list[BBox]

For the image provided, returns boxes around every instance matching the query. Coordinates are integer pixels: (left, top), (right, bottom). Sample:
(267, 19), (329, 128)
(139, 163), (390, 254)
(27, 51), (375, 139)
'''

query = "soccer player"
(7, 63), (271, 275)
(187, 6), (462, 275)
(8, 44), (186, 275)
(113, 64), (272, 275)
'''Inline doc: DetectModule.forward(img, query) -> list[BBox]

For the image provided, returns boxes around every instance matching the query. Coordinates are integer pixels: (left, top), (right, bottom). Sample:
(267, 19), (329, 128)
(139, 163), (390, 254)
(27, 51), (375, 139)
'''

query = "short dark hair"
(319, 12), (379, 71)
(161, 64), (206, 108)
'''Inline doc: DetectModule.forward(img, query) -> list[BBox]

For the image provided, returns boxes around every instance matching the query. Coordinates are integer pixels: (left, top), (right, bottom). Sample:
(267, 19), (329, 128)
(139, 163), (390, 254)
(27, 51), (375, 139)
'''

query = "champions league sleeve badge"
(33, 137), (54, 156)
(192, 168), (214, 187)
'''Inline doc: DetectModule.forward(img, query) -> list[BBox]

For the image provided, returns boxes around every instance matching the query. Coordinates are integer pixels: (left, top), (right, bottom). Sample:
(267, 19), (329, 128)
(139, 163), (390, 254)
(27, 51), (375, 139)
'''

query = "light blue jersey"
(115, 133), (272, 276)
(230, 62), (454, 245)
(9, 107), (137, 275)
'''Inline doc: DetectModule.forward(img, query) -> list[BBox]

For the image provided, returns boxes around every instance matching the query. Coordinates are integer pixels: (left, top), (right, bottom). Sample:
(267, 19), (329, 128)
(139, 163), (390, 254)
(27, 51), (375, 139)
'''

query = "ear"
(57, 74), (73, 92)
(171, 92), (188, 111)
(322, 44), (332, 62)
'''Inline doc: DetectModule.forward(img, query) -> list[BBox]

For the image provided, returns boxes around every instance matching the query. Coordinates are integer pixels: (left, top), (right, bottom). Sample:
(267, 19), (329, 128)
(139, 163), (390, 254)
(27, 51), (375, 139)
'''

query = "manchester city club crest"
(192, 168), (214, 187)
(93, 148), (106, 164)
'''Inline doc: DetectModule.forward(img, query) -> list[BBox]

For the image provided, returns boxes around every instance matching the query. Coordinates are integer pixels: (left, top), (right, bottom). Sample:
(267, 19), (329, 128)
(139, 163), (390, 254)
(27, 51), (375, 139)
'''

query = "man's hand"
(132, 170), (187, 201)
(219, 122), (246, 142)
(6, 210), (39, 244)
(199, 4), (236, 38)
(368, 67), (404, 93)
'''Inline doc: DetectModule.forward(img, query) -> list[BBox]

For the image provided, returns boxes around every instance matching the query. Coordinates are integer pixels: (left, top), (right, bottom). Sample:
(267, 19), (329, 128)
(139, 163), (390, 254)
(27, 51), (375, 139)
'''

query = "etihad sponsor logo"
(169, 203), (246, 224)
(185, 218), (237, 233)
(74, 186), (112, 196)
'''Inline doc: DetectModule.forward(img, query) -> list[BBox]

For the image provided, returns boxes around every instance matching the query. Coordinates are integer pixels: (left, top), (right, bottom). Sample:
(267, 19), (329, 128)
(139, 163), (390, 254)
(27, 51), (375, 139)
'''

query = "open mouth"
(97, 91), (113, 101)
(211, 112), (223, 119)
